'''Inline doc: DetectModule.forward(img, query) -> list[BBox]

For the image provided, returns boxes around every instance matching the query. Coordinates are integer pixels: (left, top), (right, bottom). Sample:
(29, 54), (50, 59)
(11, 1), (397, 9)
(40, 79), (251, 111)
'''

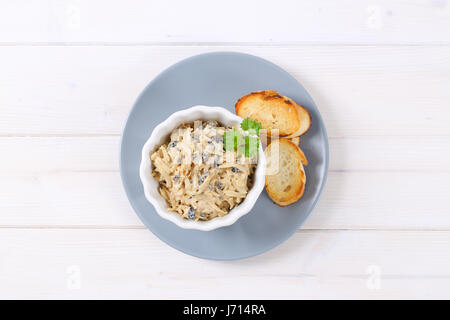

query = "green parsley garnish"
(223, 128), (244, 151)
(237, 135), (260, 158)
(240, 118), (262, 136)
(223, 118), (261, 158)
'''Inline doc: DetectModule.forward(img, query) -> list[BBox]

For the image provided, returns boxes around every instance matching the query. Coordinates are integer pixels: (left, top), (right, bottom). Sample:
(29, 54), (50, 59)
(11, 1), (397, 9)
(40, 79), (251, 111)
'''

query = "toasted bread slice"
(284, 103), (311, 138)
(270, 182), (305, 207)
(262, 135), (300, 148)
(260, 129), (271, 147)
(260, 134), (300, 148)
(265, 139), (307, 206)
(290, 136), (300, 145)
(297, 145), (308, 166)
(236, 90), (300, 137)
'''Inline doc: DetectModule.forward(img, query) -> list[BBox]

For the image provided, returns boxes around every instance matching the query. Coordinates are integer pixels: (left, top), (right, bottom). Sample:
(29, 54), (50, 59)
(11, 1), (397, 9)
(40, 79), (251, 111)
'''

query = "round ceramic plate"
(120, 52), (329, 260)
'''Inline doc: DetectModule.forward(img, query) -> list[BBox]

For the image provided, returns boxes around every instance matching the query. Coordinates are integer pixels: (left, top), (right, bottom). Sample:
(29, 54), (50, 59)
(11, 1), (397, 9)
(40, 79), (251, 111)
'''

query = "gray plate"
(120, 52), (329, 260)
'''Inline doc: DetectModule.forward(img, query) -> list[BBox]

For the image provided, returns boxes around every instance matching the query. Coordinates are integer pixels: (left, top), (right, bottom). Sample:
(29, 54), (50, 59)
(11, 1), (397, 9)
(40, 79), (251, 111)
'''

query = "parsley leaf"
(223, 129), (243, 151)
(240, 118), (262, 136)
(224, 118), (261, 158)
(237, 136), (260, 158)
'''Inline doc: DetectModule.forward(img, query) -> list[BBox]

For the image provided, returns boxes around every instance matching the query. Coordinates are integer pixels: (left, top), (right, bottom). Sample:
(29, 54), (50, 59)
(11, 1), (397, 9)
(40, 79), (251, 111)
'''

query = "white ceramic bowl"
(139, 106), (266, 231)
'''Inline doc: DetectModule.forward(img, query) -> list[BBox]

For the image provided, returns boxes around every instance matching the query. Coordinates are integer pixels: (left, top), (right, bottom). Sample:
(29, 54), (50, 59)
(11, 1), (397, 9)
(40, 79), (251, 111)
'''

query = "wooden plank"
(2, 135), (450, 173)
(0, 46), (449, 136)
(0, 171), (139, 226)
(1, 169), (449, 229)
(0, 137), (119, 173)
(0, 229), (449, 299)
(1, 1), (449, 44)
(329, 136), (450, 173)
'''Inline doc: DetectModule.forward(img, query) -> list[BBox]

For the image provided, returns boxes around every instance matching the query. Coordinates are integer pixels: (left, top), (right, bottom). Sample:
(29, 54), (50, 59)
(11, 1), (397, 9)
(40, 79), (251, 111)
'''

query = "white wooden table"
(1, 0), (449, 299)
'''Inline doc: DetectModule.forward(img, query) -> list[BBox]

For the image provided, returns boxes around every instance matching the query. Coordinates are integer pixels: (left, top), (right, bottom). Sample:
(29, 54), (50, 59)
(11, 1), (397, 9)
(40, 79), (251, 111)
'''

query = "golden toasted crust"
(270, 182), (305, 207)
(263, 136), (300, 148)
(264, 139), (307, 206)
(290, 136), (300, 146)
(284, 103), (311, 138)
(297, 146), (308, 166)
(235, 90), (300, 137)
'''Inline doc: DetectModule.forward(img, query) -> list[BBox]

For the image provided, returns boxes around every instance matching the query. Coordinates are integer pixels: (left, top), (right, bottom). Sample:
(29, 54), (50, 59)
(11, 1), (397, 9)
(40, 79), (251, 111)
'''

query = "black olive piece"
(188, 207), (195, 220)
